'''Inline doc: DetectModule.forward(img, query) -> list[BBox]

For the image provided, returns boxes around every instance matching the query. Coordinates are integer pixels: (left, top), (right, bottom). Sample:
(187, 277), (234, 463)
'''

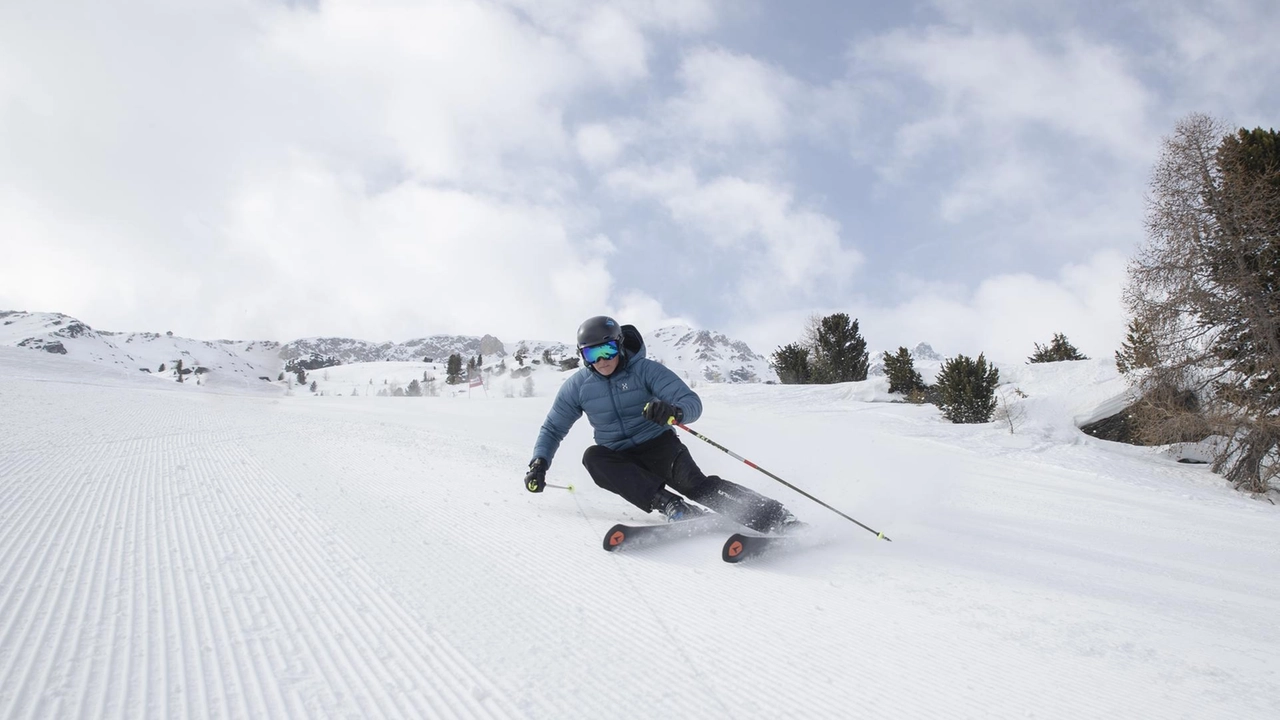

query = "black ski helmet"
(576, 315), (622, 349)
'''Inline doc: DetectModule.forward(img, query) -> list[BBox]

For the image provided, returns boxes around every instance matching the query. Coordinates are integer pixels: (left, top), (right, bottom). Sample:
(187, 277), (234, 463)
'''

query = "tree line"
(769, 313), (1089, 425)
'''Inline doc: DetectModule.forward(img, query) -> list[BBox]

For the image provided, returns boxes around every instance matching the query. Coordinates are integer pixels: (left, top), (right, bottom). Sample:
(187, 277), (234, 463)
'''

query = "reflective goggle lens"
(581, 340), (619, 364)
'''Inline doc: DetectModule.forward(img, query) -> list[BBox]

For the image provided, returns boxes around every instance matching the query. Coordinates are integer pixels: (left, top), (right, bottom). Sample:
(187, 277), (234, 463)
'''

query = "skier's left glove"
(642, 400), (683, 426)
(524, 458), (548, 493)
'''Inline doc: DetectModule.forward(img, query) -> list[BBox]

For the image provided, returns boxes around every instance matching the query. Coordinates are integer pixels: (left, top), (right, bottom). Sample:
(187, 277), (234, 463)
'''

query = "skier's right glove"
(642, 399), (683, 426)
(524, 458), (548, 493)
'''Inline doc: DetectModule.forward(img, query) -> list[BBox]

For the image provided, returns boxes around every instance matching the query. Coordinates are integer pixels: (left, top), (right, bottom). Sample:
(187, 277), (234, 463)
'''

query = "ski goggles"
(580, 340), (620, 364)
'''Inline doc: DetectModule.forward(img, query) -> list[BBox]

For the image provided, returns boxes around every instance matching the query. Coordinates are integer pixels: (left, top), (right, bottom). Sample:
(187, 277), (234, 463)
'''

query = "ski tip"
(722, 534), (748, 563)
(603, 525), (627, 552)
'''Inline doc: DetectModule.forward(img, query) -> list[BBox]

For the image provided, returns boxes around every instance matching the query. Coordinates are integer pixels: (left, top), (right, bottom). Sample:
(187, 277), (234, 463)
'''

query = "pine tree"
(446, 354), (463, 384)
(1114, 318), (1157, 374)
(176, 359), (184, 383)
(810, 313), (869, 383)
(407, 379), (422, 397)
(296, 369), (307, 385)
(770, 343), (812, 384)
(935, 353), (1000, 423)
(309, 380), (317, 393)
(882, 347), (925, 394)
(1028, 333), (1089, 363)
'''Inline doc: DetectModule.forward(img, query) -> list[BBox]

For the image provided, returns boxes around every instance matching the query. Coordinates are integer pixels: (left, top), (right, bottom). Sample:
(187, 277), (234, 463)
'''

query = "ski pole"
(546, 482), (576, 492)
(672, 422), (891, 542)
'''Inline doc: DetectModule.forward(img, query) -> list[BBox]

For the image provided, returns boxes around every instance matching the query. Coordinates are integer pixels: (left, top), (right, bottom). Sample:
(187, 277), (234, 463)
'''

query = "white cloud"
(625, 0), (720, 34)
(496, 0), (720, 36)
(854, 26), (1155, 175)
(868, 250), (1130, 364)
(218, 153), (617, 341)
(613, 291), (698, 335)
(1146, 0), (1280, 122)
(260, 0), (588, 187)
(938, 153), (1050, 223)
(574, 6), (650, 86)
(574, 123), (627, 168)
(0, 0), (707, 341)
(490, 0), (720, 89)
(0, 189), (147, 320)
(668, 47), (796, 145)
(605, 164), (862, 306)
(665, 46), (858, 148)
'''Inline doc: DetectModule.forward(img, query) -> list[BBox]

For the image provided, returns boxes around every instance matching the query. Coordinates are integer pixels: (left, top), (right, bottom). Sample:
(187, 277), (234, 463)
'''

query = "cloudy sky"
(2, 0), (1277, 363)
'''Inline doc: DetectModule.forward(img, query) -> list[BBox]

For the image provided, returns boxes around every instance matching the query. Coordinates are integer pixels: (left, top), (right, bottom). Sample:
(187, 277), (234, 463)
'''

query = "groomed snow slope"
(1, 348), (1277, 719)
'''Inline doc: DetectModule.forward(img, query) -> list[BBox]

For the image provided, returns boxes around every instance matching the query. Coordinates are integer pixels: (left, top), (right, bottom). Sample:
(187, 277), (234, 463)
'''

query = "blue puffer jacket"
(531, 327), (702, 468)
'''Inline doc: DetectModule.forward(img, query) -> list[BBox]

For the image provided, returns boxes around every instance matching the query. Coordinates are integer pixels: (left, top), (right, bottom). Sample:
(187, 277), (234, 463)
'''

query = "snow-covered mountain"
(279, 334), (507, 366)
(1, 311), (777, 386)
(645, 325), (777, 383)
(0, 310), (283, 390)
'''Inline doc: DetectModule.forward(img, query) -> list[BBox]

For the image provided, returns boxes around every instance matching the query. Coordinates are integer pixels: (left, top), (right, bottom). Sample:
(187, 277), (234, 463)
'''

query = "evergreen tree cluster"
(285, 353), (341, 374)
(1028, 333), (1088, 363)
(769, 313), (869, 385)
(770, 313), (1004, 423)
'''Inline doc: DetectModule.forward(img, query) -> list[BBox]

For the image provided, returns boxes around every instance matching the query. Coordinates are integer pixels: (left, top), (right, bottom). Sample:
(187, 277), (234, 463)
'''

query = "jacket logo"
(619, 382), (629, 390)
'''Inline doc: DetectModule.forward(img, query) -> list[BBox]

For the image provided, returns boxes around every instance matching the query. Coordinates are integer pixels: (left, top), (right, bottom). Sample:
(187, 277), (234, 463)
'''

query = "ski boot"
(652, 489), (706, 522)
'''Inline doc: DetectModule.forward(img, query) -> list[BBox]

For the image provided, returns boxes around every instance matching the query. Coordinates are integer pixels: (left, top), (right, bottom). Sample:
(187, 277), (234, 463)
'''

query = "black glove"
(642, 400), (683, 426)
(524, 458), (548, 493)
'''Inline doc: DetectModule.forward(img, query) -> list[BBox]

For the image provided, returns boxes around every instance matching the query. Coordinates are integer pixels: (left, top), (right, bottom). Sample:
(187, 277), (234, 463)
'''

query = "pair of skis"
(602, 513), (801, 563)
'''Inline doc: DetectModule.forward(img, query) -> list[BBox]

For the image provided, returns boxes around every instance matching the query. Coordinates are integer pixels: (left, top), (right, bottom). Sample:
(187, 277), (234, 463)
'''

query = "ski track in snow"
(1, 349), (1278, 719)
(0, 366), (519, 719)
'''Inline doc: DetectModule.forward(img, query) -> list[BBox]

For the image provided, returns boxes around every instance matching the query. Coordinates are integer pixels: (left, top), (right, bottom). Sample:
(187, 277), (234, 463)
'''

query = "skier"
(524, 315), (798, 532)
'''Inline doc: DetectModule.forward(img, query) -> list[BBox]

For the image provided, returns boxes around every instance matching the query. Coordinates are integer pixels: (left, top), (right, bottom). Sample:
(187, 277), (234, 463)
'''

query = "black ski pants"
(582, 430), (789, 532)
